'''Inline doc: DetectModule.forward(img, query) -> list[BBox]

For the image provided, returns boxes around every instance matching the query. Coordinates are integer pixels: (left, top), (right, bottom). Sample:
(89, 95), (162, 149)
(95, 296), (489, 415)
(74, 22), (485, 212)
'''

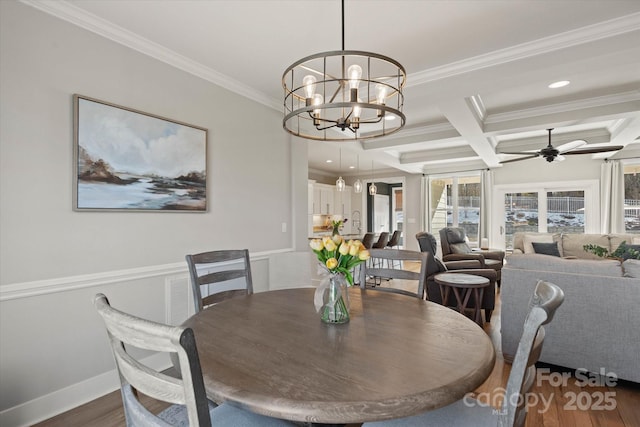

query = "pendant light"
(336, 148), (345, 192)
(353, 154), (362, 193)
(369, 160), (377, 195)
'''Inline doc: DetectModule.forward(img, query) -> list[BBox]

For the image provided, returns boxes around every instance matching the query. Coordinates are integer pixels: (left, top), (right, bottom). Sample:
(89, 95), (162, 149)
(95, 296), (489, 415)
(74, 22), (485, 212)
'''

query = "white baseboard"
(0, 353), (169, 427)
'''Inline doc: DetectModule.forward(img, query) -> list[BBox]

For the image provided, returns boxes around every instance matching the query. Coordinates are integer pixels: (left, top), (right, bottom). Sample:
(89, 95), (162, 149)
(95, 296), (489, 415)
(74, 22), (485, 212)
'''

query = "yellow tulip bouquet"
(309, 235), (370, 286)
(310, 235), (370, 323)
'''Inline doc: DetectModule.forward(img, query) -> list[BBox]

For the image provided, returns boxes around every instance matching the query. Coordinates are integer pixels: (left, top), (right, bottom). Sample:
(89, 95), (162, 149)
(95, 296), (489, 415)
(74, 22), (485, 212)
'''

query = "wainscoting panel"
(0, 248), (291, 427)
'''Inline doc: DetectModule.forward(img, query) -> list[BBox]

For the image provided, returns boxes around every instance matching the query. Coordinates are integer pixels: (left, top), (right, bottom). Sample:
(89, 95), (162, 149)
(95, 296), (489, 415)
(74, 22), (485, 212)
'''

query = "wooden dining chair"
(185, 249), (253, 313)
(359, 249), (428, 299)
(362, 280), (564, 427)
(93, 293), (295, 427)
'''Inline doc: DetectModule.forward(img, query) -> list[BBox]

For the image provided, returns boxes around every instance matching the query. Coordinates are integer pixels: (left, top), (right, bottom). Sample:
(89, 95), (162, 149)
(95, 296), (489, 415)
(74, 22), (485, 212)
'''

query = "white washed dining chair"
(363, 280), (564, 427)
(93, 293), (295, 427)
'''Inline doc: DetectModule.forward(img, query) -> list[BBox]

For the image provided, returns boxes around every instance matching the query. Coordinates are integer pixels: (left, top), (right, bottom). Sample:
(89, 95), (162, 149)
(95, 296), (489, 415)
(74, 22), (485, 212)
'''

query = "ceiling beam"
(437, 97), (501, 167)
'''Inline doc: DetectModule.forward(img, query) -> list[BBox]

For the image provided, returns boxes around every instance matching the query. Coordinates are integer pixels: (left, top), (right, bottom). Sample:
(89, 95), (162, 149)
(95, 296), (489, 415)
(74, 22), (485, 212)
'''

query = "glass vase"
(315, 273), (350, 324)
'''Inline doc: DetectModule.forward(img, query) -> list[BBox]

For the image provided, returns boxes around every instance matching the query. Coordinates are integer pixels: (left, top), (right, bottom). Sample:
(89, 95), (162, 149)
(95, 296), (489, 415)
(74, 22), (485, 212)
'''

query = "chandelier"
(282, 0), (406, 141)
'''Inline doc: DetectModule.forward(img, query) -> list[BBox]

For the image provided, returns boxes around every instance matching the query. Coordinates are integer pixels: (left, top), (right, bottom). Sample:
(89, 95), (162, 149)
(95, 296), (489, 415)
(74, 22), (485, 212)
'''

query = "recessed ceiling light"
(326, 159), (333, 163)
(548, 80), (570, 89)
(349, 165), (355, 169)
(385, 115), (396, 121)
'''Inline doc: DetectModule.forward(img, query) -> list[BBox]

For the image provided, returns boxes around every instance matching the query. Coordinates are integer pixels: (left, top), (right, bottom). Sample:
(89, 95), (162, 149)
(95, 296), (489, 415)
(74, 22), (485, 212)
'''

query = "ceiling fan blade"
(557, 139), (587, 154)
(499, 151), (540, 155)
(500, 154), (539, 164)
(563, 145), (624, 155)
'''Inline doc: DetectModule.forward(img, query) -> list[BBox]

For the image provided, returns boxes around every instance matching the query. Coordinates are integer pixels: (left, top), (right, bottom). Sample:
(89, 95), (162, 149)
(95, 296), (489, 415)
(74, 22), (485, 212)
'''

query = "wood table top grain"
(182, 287), (496, 424)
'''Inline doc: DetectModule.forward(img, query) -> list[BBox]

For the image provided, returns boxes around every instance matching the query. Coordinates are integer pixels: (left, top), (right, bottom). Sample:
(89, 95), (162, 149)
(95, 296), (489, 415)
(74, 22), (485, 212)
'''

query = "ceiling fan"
(499, 128), (624, 164)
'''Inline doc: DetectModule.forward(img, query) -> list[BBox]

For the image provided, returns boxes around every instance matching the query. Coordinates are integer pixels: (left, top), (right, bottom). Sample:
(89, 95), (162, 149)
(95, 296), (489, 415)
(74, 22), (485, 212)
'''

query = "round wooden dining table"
(182, 287), (496, 425)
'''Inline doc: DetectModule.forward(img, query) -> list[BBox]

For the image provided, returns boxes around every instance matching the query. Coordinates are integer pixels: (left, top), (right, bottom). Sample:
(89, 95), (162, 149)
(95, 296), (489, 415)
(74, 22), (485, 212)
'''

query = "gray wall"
(0, 2), (308, 425)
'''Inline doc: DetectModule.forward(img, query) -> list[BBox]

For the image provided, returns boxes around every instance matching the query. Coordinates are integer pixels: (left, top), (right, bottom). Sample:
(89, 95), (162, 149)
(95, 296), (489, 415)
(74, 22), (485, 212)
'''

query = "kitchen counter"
(308, 233), (365, 240)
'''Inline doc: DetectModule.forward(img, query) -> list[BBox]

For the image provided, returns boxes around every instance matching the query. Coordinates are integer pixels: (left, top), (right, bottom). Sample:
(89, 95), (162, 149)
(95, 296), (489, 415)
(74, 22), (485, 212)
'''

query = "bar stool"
(386, 230), (402, 268)
(434, 272), (491, 326)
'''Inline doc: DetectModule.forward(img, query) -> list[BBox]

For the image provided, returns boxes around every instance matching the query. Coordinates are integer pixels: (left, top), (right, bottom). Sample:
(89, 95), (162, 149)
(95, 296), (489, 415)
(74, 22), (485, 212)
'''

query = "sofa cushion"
(506, 253), (623, 277)
(562, 233), (610, 259)
(532, 242), (561, 257)
(623, 259), (640, 278)
(609, 234), (636, 252)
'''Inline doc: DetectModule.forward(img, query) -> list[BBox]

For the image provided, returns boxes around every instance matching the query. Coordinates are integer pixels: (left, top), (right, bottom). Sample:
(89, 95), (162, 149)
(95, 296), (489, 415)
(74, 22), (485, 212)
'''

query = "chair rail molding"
(0, 248), (293, 301)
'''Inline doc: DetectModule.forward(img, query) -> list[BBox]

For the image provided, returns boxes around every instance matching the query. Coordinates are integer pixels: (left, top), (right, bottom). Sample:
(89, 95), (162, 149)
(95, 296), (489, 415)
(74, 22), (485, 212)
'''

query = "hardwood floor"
(34, 278), (639, 427)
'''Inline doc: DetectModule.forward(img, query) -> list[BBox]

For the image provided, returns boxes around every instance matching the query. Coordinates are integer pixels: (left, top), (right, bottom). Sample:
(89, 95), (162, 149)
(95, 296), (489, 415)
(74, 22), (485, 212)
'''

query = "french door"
(493, 180), (600, 250)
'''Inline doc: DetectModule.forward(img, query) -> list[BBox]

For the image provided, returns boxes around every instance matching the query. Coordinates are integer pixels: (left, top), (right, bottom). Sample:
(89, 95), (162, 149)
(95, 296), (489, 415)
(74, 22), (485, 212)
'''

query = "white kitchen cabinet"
(334, 186), (351, 217)
(309, 183), (353, 216)
(319, 186), (335, 215)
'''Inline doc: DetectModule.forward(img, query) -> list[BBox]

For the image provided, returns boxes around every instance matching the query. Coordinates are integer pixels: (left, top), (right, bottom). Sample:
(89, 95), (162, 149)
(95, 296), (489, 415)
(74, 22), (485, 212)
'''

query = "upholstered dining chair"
(362, 280), (564, 427)
(359, 249), (428, 299)
(185, 249), (253, 313)
(439, 227), (505, 285)
(93, 294), (295, 427)
(416, 231), (497, 322)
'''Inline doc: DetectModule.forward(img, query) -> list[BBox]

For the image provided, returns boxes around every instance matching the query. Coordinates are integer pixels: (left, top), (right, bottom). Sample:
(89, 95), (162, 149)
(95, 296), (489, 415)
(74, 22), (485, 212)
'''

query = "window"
(494, 180), (598, 250)
(428, 174), (481, 246)
(624, 164), (640, 234)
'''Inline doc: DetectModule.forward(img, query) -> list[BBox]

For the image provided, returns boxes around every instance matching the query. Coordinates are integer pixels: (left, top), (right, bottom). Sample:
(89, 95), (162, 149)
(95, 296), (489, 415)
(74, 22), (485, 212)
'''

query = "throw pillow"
(450, 242), (472, 254)
(621, 244), (640, 260)
(523, 234), (553, 254)
(532, 242), (561, 257)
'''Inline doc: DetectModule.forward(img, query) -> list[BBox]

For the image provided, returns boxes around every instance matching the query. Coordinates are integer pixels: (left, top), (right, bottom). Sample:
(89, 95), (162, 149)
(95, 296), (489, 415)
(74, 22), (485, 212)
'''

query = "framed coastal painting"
(73, 95), (207, 211)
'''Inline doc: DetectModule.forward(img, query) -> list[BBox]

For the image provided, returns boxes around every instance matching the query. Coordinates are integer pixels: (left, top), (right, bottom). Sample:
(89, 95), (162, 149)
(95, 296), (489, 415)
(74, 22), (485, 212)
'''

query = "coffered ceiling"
(24, 0), (640, 177)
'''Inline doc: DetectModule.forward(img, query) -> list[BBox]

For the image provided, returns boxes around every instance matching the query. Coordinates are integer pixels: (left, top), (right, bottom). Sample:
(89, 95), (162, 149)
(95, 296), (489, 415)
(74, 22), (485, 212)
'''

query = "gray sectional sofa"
(501, 232), (640, 383)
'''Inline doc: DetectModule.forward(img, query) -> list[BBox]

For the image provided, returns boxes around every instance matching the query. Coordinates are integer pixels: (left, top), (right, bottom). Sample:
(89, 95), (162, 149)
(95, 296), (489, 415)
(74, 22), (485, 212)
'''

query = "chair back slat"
(186, 249), (253, 312)
(499, 280), (564, 427)
(114, 345), (185, 405)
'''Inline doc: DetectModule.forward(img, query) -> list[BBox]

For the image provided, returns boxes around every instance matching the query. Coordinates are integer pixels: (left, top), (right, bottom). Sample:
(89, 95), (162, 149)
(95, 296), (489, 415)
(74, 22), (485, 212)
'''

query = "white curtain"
(600, 160), (625, 233)
(479, 169), (493, 243)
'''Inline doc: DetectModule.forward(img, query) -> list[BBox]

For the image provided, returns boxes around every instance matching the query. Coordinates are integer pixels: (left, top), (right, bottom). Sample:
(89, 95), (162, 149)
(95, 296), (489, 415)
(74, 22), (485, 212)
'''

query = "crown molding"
(20, 0), (280, 110)
(408, 12), (640, 86)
